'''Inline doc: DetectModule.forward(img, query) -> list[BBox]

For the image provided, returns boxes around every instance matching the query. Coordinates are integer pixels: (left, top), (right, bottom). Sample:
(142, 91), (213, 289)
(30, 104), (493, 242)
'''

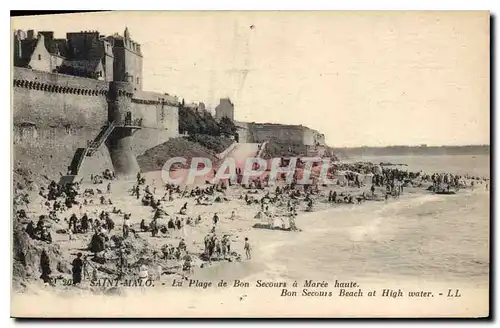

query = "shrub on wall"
(219, 116), (237, 136)
(178, 106), (200, 134)
(137, 137), (220, 172)
(187, 134), (234, 154)
(178, 105), (229, 137)
(262, 137), (307, 159)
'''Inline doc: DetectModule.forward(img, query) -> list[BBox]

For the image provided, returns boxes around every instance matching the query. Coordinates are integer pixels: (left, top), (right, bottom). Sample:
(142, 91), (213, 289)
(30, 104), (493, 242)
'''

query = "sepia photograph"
(10, 10), (490, 318)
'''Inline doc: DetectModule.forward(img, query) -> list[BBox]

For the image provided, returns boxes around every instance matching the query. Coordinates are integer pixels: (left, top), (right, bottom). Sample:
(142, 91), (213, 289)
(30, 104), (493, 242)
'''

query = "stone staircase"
(64, 122), (116, 179)
(86, 121), (116, 156)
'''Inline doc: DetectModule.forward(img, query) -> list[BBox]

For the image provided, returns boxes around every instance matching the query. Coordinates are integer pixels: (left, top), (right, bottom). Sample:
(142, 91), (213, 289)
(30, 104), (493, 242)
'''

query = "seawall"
(12, 67), (179, 184)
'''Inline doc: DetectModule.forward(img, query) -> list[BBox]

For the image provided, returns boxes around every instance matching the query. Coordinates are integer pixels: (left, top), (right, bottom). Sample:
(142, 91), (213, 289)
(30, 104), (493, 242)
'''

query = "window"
(136, 77), (140, 84)
(38, 54), (41, 60)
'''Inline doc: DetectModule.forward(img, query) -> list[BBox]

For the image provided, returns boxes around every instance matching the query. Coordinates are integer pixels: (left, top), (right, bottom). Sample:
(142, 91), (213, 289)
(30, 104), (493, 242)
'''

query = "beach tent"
(333, 171), (348, 184)
(254, 211), (264, 219)
(361, 173), (374, 185)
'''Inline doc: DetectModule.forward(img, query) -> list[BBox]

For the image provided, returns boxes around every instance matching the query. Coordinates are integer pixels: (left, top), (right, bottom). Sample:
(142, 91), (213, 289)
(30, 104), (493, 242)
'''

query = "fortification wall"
(235, 121), (250, 143)
(12, 67), (180, 182)
(131, 90), (179, 139)
(13, 67), (180, 134)
(13, 67), (109, 128)
(13, 125), (114, 180)
(248, 123), (305, 145)
(13, 67), (112, 180)
(237, 122), (325, 148)
(302, 128), (316, 146)
(302, 127), (326, 146)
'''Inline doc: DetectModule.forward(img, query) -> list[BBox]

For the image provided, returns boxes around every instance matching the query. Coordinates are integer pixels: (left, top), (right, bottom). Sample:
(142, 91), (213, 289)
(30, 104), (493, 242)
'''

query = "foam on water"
(259, 187), (490, 287)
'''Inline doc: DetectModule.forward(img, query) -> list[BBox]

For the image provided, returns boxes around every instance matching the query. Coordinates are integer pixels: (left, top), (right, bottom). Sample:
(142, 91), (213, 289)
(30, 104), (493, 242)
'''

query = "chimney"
(17, 36), (22, 58)
(27, 30), (35, 40)
(39, 31), (54, 41)
(37, 33), (45, 43)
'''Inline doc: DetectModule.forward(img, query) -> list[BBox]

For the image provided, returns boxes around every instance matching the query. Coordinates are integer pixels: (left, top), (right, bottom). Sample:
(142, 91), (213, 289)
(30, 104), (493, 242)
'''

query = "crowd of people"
(13, 160), (489, 288)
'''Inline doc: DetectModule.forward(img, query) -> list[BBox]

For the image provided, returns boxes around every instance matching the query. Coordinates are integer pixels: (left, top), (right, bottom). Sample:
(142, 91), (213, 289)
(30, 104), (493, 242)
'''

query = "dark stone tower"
(106, 81), (141, 177)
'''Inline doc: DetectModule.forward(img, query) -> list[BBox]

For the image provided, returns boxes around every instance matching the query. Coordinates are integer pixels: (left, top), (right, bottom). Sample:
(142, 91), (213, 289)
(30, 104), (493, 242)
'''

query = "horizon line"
(330, 144), (490, 149)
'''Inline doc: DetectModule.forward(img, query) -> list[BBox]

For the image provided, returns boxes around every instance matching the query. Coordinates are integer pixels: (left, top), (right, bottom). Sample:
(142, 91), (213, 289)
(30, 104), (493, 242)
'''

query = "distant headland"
(331, 145), (490, 158)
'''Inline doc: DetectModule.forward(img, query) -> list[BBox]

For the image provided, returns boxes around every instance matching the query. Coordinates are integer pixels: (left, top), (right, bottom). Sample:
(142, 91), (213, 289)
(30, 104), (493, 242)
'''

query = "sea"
(261, 154), (490, 288)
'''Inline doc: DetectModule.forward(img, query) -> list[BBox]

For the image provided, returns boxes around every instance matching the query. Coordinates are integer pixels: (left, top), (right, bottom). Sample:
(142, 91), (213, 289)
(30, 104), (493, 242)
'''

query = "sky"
(11, 11), (490, 147)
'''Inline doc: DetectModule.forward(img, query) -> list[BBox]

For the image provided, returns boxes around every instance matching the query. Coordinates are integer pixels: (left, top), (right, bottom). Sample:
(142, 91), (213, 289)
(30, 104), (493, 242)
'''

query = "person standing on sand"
(181, 218), (188, 237)
(244, 237), (252, 260)
(123, 214), (131, 239)
(150, 218), (159, 237)
(204, 234), (210, 255)
(225, 235), (231, 254)
(71, 253), (84, 285)
(40, 249), (52, 285)
(139, 265), (149, 284)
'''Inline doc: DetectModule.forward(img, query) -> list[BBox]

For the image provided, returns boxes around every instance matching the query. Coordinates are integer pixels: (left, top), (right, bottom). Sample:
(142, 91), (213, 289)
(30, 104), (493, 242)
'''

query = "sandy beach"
(12, 155), (490, 318)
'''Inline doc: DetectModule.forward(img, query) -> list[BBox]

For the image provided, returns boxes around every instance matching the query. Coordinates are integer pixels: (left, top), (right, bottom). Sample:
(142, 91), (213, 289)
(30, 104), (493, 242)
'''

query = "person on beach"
(221, 235), (228, 256)
(212, 213), (219, 226)
(178, 238), (187, 253)
(180, 202), (188, 215)
(181, 218), (188, 237)
(122, 214), (131, 238)
(150, 218), (159, 237)
(40, 249), (52, 285)
(81, 213), (89, 233)
(215, 238), (222, 257)
(71, 253), (84, 285)
(138, 265), (149, 284)
(208, 236), (215, 259)
(244, 237), (252, 260)
(204, 234), (210, 255)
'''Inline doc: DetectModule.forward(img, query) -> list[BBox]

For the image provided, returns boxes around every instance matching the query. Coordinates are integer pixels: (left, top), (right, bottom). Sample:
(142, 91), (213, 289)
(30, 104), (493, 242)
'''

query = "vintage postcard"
(11, 11), (490, 318)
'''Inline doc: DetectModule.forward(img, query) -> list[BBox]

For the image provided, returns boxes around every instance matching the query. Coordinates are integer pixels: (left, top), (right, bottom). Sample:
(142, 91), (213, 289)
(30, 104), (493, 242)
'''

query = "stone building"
(13, 27), (142, 89)
(236, 121), (326, 148)
(106, 27), (143, 90)
(215, 98), (234, 121)
(13, 30), (66, 72)
(184, 101), (207, 113)
(64, 30), (114, 81)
